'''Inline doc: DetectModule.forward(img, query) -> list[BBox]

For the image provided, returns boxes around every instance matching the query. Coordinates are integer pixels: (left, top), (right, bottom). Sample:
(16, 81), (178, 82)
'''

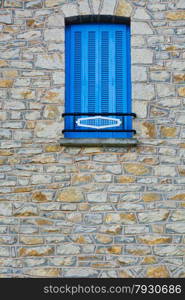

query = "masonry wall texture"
(0, 0), (185, 278)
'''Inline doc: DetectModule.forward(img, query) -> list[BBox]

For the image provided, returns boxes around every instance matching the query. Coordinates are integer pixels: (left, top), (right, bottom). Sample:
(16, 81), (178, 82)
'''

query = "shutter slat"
(88, 31), (96, 113)
(101, 31), (109, 114)
(74, 31), (82, 112)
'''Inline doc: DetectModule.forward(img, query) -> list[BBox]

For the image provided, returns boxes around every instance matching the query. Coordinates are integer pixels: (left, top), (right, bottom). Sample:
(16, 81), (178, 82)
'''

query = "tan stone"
(120, 213), (137, 223)
(18, 246), (54, 257)
(146, 266), (170, 278)
(24, 268), (60, 277)
(166, 11), (185, 20)
(14, 187), (33, 193)
(20, 236), (44, 245)
(178, 167), (185, 176)
(138, 236), (172, 245)
(116, 176), (135, 183)
(26, 121), (35, 129)
(178, 87), (185, 96)
(142, 157), (158, 165)
(96, 234), (113, 244)
(91, 263), (114, 268)
(0, 159), (6, 165)
(73, 236), (89, 244)
(57, 188), (84, 202)
(165, 46), (177, 51)
(0, 79), (13, 88)
(37, 220), (54, 226)
(142, 256), (157, 265)
(116, 0), (132, 17)
(107, 246), (122, 255)
(127, 248), (150, 256)
(26, 19), (44, 28)
(3, 70), (18, 78)
(44, 105), (60, 119)
(171, 194), (185, 201)
(142, 122), (156, 138)
(105, 213), (136, 224)
(124, 164), (150, 175)
(0, 60), (8, 67)
(143, 193), (161, 202)
(45, 145), (62, 152)
(78, 203), (89, 211)
(31, 154), (56, 164)
(103, 225), (122, 235)
(72, 174), (92, 185)
(0, 150), (13, 156)
(161, 126), (177, 138)
(32, 192), (48, 202)
(21, 90), (34, 99)
(119, 271), (134, 278)
(173, 74), (185, 82)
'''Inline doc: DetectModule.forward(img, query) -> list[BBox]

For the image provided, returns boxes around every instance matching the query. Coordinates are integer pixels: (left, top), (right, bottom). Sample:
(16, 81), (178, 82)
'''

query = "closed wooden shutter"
(65, 23), (131, 138)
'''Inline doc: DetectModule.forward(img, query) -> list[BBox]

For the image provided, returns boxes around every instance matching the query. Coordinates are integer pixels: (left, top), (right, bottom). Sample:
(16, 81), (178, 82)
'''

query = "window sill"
(60, 138), (138, 147)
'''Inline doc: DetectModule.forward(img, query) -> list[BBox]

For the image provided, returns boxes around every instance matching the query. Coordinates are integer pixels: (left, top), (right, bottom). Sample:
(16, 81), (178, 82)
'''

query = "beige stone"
(0, 60), (8, 67)
(178, 87), (185, 96)
(45, 145), (62, 152)
(20, 236), (44, 245)
(101, 225), (122, 235)
(0, 79), (13, 88)
(124, 164), (150, 176)
(143, 193), (161, 202)
(18, 246), (54, 257)
(116, 176), (135, 183)
(166, 11), (185, 20)
(72, 174), (92, 185)
(24, 268), (60, 277)
(161, 126), (177, 138)
(116, 0), (132, 17)
(142, 256), (157, 265)
(108, 246), (122, 255)
(105, 213), (136, 224)
(141, 122), (156, 138)
(3, 70), (18, 78)
(171, 194), (185, 201)
(138, 236), (172, 245)
(146, 266), (170, 278)
(57, 188), (84, 203)
(95, 234), (113, 244)
(35, 121), (61, 138)
(173, 73), (185, 82)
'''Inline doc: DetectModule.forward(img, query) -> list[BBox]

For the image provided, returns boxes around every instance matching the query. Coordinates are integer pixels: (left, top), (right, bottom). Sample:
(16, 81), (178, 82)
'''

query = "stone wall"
(0, 0), (185, 278)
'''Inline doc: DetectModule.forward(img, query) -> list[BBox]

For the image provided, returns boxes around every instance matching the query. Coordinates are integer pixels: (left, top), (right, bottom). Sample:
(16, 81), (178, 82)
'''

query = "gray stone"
(132, 48), (154, 64)
(87, 193), (107, 203)
(0, 11), (12, 24)
(35, 53), (63, 69)
(44, 29), (64, 41)
(132, 22), (153, 35)
(56, 244), (80, 255)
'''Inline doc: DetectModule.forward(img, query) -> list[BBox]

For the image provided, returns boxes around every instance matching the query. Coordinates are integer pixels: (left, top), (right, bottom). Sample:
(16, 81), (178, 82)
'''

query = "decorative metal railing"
(62, 113), (136, 134)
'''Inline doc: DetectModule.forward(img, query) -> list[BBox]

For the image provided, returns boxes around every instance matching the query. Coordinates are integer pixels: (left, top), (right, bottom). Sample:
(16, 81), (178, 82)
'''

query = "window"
(63, 20), (135, 139)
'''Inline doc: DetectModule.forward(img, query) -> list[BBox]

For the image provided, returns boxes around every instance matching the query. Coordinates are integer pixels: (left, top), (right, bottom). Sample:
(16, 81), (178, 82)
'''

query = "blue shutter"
(65, 24), (132, 138)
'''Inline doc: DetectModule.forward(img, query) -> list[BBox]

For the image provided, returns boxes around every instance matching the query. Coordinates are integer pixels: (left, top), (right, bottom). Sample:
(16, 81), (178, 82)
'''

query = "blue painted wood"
(65, 23), (132, 138)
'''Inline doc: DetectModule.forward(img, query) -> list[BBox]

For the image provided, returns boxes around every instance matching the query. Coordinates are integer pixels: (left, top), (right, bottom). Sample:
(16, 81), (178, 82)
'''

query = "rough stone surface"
(0, 0), (184, 279)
